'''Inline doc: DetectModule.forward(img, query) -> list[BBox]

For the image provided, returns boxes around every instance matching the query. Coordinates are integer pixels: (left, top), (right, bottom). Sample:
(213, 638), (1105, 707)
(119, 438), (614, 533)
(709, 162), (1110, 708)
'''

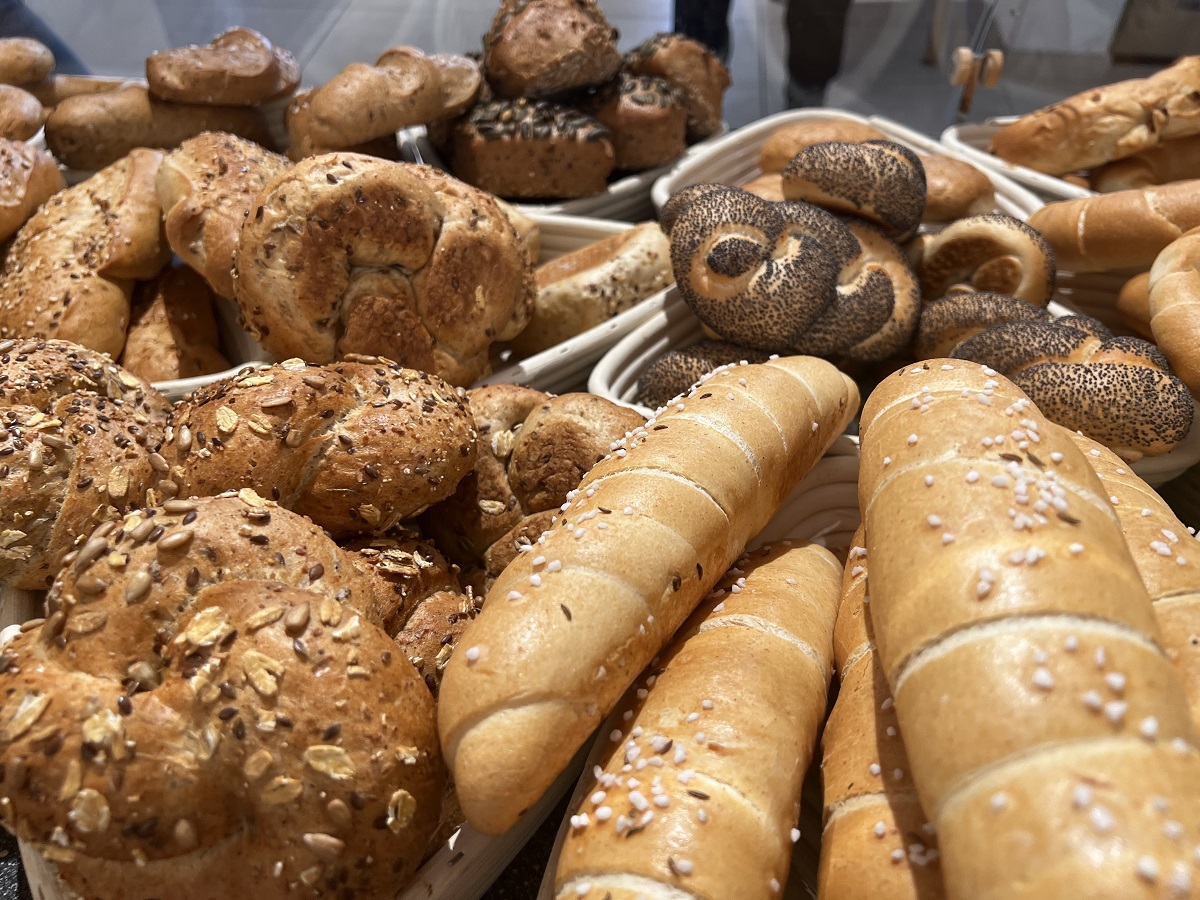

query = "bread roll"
(0, 137), (65, 243)
(509, 222), (671, 355)
(917, 154), (995, 222)
(990, 55), (1200, 175)
(635, 339), (771, 410)
(494, 198), (540, 263)
(818, 529), (944, 899)
(586, 73), (687, 172)
(1148, 225), (1200, 394)
(18, 74), (131, 107)
(627, 32), (729, 141)
(232, 155), (534, 386)
(0, 38), (52, 86)
(0, 83), (42, 141)
(119, 265), (230, 383)
(438, 355), (859, 834)
(859, 358), (1200, 899)
(1026, 178), (1200, 273)
(1090, 133), (1200, 192)
(156, 131), (290, 299)
(554, 541), (840, 900)
(740, 170), (784, 202)
(0, 148), (169, 357)
(1116, 271), (1154, 338)
(45, 85), (274, 171)
(758, 118), (887, 173)
(146, 28), (300, 106)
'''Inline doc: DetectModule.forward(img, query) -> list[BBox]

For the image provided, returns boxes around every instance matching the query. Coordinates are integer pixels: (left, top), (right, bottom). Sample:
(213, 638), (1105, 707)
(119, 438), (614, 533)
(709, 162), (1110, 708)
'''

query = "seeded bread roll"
(758, 119), (888, 174)
(164, 358), (476, 537)
(45, 85), (275, 171)
(915, 291), (1051, 359)
(439, 98), (616, 200)
(509, 222), (671, 355)
(438, 356), (859, 835)
(0, 38), (53, 86)
(495, 198), (541, 263)
(0, 148), (170, 357)
(859, 358), (1200, 900)
(345, 533), (464, 642)
(233, 155), (534, 385)
(554, 541), (840, 900)
(0, 84), (42, 141)
(627, 33), (729, 141)
(586, 73), (687, 171)
(1148, 225), (1200, 395)
(146, 28), (300, 106)
(483, 0), (621, 99)
(119, 265), (230, 383)
(635, 339), (771, 410)
(0, 492), (442, 899)
(156, 131), (291, 299)
(0, 138), (65, 244)
(818, 529), (945, 899)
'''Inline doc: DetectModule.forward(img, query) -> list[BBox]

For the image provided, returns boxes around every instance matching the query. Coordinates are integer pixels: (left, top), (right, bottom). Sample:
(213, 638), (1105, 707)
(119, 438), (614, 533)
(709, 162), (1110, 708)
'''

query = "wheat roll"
(438, 356), (859, 834)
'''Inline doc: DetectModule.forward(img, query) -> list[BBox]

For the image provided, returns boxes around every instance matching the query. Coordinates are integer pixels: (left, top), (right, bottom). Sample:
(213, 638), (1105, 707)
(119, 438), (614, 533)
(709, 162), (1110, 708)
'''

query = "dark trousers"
(674, 0), (732, 63)
(787, 0), (853, 89)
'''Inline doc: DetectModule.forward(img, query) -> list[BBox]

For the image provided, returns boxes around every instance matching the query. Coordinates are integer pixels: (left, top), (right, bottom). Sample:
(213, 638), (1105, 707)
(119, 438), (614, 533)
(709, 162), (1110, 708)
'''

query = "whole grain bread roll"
(0, 137), (65, 243)
(627, 32), (729, 141)
(859, 358), (1200, 899)
(0, 84), (43, 141)
(1090, 133), (1200, 192)
(585, 73), (687, 171)
(1148, 225), (1200, 394)
(146, 28), (300, 106)
(508, 222), (671, 356)
(484, 0), (621, 99)
(0, 38), (52, 86)
(119, 265), (230, 383)
(164, 357), (477, 537)
(990, 55), (1200, 175)
(1026, 178), (1200, 273)
(554, 541), (840, 900)
(758, 118), (887, 173)
(156, 131), (291, 299)
(0, 492), (443, 899)
(233, 155), (534, 385)
(438, 355), (858, 834)
(0, 148), (170, 357)
(45, 85), (274, 171)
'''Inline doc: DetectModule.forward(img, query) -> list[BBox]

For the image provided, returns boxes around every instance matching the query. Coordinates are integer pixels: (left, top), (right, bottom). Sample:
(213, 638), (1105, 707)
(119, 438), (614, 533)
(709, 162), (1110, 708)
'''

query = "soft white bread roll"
(859, 358), (1200, 899)
(1090, 134), (1200, 193)
(553, 541), (840, 900)
(1149, 225), (1200, 394)
(438, 356), (859, 834)
(1071, 429), (1200, 729)
(818, 528), (944, 900)
(1027, 178), (1200, 273)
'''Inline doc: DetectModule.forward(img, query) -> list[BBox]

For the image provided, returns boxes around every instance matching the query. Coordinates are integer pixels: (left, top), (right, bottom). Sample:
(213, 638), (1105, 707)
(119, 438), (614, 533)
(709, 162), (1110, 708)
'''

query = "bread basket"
(940, 118), (1096, 203)
(651, 108), (1044, 220)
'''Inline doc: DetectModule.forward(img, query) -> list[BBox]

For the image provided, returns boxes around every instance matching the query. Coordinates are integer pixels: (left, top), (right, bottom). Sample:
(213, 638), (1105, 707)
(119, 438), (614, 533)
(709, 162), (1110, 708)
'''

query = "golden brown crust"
(165, 358), (477, 537)
(0, 84), (43, 141)
(1116, 271), (1154, 338)
(156, 132), (290, 299)
(45, 85), (275, 171)
(0, 149), (170, 357)
(758, 118), (887, 173)
(484, 0), (621, 99)
(586, 73), (687, 171)
(18, 75), (132, 108)
(918, 153), (995, 222)
(739, 170), (784, 202)
(345, 533), (462, 639)
(635, 339), (771, 409)
(627, 32), (729, 141)
(119, 266), (230, 383)
(0, 137), (65, 244)
(0, 38), (53, 86)
(395, 588), (478, 696)
(146, 28), (300, 106)
(1090, 133), (1200, 192)
(1149, 225), (1200, 395)
(233, 155), (534, 385)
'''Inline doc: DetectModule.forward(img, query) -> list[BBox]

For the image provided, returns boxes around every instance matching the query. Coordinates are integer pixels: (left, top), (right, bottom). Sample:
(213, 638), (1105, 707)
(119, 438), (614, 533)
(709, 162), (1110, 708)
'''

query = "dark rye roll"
(585, 73), (687, 171)
(439, 98), (615, 199)
(626, 32), (729, 141)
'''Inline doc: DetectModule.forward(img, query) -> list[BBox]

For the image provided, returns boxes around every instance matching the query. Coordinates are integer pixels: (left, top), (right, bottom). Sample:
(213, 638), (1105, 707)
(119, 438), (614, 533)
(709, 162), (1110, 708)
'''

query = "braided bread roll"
(818, 528), (944, 899)
(1071, 429), (1200, 729)
(859, 358), (1200, 899)
(554, 541), (840, 900)
(1149, 225), (1200, 395)
(438, 356), (859, 834)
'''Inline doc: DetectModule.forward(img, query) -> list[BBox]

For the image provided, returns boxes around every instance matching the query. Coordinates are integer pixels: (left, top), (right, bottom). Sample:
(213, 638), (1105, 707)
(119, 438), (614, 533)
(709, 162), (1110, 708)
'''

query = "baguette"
(859, 358), (1200, 899)
(1148, 225), (1200, 394)
(438, 355), (859, 834)
(1090, 134), (1200, 192)
(1026, 178), (1200, 273)
(818, 527), (944, 900)
(554, 541), (840, 899)
(1071, 429), (1200, 729)
(990, 56), (1200, 175)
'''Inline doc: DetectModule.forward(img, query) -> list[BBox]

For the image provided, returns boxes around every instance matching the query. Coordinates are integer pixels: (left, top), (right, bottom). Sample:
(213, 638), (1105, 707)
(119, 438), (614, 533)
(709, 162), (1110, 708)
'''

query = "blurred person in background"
(0, 0), (87, 73)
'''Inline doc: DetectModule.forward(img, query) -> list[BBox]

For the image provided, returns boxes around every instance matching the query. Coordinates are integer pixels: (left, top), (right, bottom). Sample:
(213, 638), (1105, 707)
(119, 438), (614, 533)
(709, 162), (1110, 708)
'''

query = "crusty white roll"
(917, 153), (995, 223)
(1148, 225), (1200, 395)
(1027, 178), (1200, 273)
(819, 528), (944, 900)
(859, 358), (1200, 900)
(1090, 133), (1200, 193)
(1116, 270), (1154, 339)
(0, 137), (65, 244)
(507, 222), (671, 356)
(438, 355), (859, 835)
(554, 540), (840, 900)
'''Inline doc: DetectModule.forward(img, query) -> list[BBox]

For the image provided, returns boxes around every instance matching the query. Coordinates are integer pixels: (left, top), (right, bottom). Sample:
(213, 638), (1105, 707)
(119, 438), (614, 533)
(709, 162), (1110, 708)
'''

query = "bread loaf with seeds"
(438, 355), (858, 834)
(584, 73), (687, 171)
(626, 32), (729, 141)
(818, 527), (944, 899)
(858, 358), (1200, 899)
(553, 541), (840, 900)
(120, 265), (230, 383)
(0, 138), (65, 244)
(164, 357), (477, 537)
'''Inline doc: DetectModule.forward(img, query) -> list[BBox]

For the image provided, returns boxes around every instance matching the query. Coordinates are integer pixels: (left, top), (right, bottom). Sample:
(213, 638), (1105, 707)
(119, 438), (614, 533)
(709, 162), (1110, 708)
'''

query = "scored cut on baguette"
(554, 540), (841, 900)
(438, 355), (859, 835)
